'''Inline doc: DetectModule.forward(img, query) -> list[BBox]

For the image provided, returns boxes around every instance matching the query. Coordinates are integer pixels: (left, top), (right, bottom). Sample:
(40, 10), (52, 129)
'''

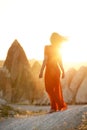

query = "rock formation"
(3, 40), (36, 103)
(31, 61), (46, 103)
(0, 67), (11, 102)
(69, 66), (87, 103)
(76, 76), (87, 104)
(61, 68), (77, 104)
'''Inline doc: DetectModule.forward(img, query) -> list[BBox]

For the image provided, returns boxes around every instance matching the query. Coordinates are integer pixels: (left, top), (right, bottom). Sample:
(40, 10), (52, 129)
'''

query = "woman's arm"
(58, 54), (65, 78)
(39, 46), (47, 78)
(39, 57), (47, 78)
(60, 62), (65, 78)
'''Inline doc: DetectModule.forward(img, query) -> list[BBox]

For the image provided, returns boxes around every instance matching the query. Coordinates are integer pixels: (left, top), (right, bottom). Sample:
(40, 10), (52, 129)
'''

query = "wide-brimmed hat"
(50, 32), (68, 45)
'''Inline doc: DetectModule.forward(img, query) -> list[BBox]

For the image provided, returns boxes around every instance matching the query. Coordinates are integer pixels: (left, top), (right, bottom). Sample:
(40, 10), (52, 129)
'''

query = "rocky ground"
(0, 104), (87, 130)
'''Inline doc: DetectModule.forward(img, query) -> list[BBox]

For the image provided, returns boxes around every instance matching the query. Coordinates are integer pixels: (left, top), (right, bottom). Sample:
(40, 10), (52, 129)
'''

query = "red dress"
(44, 45), (67, 111)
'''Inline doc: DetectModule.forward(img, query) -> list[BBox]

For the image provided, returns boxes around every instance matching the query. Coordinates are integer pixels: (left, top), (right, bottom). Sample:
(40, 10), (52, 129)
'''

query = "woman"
(39, 32), (67, 113)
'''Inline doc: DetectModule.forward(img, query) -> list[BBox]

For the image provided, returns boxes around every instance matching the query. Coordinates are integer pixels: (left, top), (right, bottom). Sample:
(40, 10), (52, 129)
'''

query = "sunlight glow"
(60, 39), (87, 64)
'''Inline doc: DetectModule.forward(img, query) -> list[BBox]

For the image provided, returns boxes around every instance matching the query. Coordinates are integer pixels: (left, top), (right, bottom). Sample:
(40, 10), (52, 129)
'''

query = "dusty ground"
(0, 104), (87, 130)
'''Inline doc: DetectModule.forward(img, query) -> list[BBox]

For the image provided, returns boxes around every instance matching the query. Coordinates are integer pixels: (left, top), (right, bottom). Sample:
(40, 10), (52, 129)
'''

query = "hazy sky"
(0, 0), (87, 64)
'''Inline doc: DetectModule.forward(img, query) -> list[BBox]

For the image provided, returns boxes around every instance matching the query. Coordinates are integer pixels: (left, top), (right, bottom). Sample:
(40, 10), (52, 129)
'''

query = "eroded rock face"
(76, 76), (87, 104)
(68, 66), (87, 103)
(61, 66), (87, 104)
(3, 40), (36, 103)
(61, 68), (77, 89)
(0, 67), (11, 102)
(63, 87), (73, 104)
(70, 66), (87, 93)
(31, 61), (45, 101)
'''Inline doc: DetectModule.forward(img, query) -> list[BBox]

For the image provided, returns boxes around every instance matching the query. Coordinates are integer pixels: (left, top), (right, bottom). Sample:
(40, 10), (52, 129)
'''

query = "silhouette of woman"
(39, 32), (67, 113)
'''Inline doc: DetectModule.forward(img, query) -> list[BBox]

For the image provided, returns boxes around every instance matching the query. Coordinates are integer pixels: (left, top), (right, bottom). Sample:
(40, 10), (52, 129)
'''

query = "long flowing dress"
(44, 45), (67, 111)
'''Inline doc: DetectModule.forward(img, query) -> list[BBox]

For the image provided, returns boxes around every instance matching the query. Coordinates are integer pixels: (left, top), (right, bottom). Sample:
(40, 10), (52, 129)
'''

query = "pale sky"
(0, 0), (87, 65)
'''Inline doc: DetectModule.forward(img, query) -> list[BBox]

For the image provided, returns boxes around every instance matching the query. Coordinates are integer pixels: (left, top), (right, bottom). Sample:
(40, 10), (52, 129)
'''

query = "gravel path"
(0, 105), (87, 130)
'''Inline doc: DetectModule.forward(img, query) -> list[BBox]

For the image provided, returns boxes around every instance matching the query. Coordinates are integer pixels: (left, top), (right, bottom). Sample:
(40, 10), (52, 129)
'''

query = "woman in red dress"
(39, 32), (67, 113)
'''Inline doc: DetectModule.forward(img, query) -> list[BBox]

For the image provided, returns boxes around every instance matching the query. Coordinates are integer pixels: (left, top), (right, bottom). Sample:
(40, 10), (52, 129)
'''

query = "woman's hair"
(50, 32), (67, 46)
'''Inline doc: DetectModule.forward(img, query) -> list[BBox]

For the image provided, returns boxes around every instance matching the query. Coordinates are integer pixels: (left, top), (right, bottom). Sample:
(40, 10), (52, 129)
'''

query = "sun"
(60, 39), (87, 64)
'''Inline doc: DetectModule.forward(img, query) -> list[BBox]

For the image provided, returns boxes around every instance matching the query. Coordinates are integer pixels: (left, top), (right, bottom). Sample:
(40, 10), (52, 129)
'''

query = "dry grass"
(0, 104), (47, 119)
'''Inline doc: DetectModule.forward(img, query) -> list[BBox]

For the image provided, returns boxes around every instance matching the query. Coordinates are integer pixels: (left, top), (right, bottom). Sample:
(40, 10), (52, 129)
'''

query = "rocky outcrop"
(69, 66), (87, 103)
(76, 76), (87, 104)
(70, 66), (87, 93)
(61, 68), (77, 104)
(0, 98), (7, 105)
(61, 68), (77, 89)
(62, 66), (87, 104)
(0, 67), (11, 102)
(31, 61), (46, 102)
(3, 40), (36, 103)
(33, 91), (50, 105)
(63, 87), (73, 104)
